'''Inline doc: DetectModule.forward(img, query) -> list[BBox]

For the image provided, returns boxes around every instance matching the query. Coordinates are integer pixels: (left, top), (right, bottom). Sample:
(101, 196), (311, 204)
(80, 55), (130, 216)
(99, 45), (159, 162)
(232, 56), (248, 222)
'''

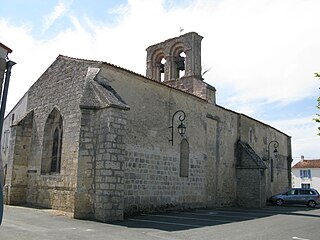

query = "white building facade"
(292, 157), (320, 192)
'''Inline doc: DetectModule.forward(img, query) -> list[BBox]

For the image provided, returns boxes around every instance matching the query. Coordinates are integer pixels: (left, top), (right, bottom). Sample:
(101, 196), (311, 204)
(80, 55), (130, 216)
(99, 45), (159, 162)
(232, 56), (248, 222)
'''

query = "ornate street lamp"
(169, 110), (186, 146)
(267, 140), (279, 182)
(267, 140), (279, 160)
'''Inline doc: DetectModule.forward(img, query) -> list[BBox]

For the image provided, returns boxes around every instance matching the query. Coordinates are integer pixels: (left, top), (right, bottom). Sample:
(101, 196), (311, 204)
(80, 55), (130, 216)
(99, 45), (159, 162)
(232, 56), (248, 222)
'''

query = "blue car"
(269, 188), (320, 208)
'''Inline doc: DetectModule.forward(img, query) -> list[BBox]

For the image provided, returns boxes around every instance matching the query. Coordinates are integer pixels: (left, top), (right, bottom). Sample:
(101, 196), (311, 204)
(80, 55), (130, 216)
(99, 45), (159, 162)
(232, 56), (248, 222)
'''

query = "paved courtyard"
(1, 205), (320, 240)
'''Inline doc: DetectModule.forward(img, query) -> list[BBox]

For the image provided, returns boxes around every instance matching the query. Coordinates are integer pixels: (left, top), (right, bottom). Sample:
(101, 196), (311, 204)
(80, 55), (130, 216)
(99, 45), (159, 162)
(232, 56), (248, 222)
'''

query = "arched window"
(177, 52), (186, 78)
(41, 108), (63, 174)
(160, 57), (166, 82)
(151, 50), (165, 82)
(170, 43), (186, 79)
(180, 139), (189, 177)
(50, 126), (62, 172)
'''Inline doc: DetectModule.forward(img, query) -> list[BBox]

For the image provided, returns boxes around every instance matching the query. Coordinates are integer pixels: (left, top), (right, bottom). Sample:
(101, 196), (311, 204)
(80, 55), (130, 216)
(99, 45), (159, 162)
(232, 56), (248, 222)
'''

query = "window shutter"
(308, 170), (311, 178)
(300, 170), (303, 177)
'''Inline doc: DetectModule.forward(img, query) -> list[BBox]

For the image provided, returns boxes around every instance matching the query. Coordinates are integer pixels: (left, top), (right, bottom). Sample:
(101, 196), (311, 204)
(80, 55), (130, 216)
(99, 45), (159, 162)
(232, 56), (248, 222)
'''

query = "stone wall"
(210, 106), (240, 206)
(99, 63), (291, 213)
(99, 64), (240, 214)
(238, 114), (291, 198)
(18, 56), (100, 212)
(236, 141), (267, 208)
(76, 107), (127, 221)
(4, 111), (33, 204)
(124, 147), (207, 215)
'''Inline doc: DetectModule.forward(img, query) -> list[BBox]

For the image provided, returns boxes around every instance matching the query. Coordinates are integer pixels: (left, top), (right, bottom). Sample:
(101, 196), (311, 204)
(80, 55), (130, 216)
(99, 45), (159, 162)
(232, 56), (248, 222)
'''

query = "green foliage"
(314, 73), (320, 135)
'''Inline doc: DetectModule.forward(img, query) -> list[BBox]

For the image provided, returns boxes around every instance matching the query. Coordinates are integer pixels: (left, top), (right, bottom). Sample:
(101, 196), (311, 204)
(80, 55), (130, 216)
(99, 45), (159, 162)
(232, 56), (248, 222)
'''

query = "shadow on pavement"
(112, 205), (320, 231)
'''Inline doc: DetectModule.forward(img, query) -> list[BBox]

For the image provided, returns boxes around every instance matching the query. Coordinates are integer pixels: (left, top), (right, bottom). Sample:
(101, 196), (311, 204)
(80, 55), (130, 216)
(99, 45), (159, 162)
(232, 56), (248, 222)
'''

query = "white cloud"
(266, 116), (320, 164)
(42, 0), (70, 32)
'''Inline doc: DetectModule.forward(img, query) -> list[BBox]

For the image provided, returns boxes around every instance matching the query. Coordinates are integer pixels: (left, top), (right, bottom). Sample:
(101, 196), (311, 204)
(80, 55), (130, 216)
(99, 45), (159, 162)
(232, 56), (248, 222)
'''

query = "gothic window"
(41, 108), (63, 174)
(50, 126), (62, 172)
(180, 139), (189, 177)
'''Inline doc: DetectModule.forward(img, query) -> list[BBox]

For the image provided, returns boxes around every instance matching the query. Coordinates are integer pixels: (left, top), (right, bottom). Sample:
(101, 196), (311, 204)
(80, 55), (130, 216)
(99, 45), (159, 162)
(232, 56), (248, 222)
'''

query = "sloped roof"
(80, 67), (129, 110)
(236, 140), (267, 169)
(0, 42), (12, 53)
(57, 55), (209, 102)
(292, 159), (320, 169)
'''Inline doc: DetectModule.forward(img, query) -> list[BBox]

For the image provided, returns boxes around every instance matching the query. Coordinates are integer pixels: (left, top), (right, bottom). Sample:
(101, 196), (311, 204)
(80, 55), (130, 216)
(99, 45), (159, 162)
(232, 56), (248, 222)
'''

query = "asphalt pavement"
(1, 205), (320, 240)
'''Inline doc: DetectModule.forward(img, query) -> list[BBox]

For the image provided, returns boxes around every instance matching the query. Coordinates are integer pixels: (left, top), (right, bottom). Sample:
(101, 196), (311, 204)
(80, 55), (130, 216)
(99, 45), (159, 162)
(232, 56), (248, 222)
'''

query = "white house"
(292, 156), (320, 192)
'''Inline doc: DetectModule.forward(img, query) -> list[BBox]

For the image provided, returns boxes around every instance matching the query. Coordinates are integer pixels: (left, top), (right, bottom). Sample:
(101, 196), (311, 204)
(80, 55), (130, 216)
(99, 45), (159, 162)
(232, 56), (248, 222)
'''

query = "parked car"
(269, 188), (320, 208)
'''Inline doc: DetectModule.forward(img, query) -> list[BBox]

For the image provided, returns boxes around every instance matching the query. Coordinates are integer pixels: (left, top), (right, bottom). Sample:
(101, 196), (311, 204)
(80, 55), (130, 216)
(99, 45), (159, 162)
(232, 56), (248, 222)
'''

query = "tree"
(314, 73), (320, 135)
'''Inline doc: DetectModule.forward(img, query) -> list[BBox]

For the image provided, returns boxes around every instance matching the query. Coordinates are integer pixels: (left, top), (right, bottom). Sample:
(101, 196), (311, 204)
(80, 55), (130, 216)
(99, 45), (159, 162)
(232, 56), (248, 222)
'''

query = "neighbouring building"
(292, 156), (320, 191)
(1, 32), (292, 222)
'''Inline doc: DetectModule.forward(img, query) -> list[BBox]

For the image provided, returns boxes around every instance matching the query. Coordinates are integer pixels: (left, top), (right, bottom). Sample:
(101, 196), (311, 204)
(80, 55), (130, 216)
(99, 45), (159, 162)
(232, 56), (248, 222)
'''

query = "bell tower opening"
(160, 57), (166, 82)
(177, 51), (186, 79)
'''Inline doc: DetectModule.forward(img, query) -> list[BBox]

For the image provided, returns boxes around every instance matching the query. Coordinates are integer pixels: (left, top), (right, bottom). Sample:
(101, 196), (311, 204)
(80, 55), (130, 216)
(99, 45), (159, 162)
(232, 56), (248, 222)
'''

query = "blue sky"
(1, 0), (320, 163)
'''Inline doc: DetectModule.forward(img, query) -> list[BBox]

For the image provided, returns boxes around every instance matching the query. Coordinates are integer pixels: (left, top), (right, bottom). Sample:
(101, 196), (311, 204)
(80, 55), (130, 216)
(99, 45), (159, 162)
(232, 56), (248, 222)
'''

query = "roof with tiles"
(292, 159), (320, 169)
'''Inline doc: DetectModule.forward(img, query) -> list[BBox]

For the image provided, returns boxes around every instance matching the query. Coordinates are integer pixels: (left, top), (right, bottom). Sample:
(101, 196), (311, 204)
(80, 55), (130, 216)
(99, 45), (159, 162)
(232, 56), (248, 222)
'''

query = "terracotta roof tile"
(292, 159), (320, 168)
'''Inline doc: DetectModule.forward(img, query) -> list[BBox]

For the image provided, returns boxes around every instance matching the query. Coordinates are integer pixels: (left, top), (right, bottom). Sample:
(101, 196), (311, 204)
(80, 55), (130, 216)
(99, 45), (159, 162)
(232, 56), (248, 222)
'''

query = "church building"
(1, 32), (292, 222)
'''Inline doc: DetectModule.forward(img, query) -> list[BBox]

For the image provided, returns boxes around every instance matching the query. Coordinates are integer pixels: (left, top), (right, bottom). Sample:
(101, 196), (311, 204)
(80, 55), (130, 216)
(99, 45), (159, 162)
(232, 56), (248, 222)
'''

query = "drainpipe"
(0, 60), (16, 225)
(0, 60), (16, 137)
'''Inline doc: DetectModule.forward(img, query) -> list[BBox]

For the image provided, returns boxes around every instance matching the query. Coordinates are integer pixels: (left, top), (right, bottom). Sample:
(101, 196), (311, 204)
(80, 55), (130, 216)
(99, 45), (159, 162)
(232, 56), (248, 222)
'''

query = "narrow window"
(249, 129), (253, 143)
(51, 127), (62, 172)
(180, 139), (189, 177)
(41, 108), (63, 174)
(3, 130), (9, 152)
(270, 158), (274, 182)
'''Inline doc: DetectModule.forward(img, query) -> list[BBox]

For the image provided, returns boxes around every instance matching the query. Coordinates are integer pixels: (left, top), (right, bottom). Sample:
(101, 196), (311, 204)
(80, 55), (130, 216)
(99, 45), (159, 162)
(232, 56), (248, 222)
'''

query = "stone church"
(1, 32), (292, 222)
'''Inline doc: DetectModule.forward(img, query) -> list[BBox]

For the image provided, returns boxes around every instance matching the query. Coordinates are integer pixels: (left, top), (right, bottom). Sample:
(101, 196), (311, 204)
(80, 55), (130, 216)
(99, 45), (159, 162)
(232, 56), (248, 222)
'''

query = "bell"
(176, 56), (185, 71)
(159, 63), (164, 73)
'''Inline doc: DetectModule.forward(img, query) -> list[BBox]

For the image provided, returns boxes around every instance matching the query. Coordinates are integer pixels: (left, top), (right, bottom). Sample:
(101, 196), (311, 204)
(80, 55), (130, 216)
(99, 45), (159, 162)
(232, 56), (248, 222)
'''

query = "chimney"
(300, 155), (304, 162)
